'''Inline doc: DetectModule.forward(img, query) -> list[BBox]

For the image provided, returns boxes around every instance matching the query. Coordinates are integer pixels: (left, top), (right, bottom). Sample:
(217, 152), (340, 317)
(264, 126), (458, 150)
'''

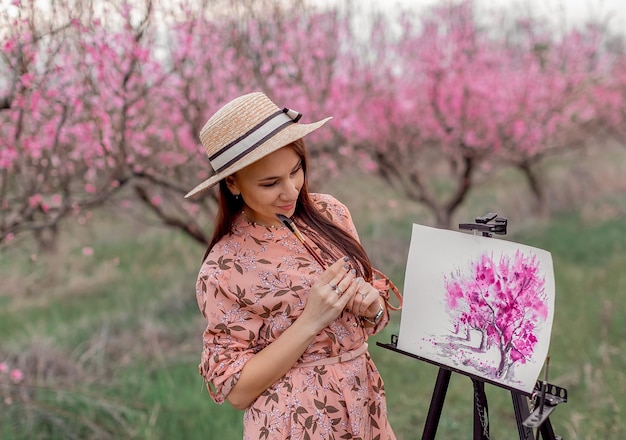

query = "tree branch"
(134, 184), (208, 245)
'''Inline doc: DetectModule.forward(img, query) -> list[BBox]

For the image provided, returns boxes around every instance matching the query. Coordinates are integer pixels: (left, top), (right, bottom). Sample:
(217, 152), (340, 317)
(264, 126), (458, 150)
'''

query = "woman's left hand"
(346, 278), (383, 319)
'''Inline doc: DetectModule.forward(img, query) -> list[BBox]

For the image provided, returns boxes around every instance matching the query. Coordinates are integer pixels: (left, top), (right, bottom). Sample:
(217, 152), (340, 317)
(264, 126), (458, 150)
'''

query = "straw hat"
(184, 92), (332, 198)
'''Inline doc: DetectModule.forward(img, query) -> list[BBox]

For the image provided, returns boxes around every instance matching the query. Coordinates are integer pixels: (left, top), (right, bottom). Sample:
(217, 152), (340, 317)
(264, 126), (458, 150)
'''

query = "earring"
(234, 194), (241, 201)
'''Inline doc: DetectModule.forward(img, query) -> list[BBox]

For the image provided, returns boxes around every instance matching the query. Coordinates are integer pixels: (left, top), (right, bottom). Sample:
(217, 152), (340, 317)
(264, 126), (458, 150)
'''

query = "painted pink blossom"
(444, 250), (548, 379)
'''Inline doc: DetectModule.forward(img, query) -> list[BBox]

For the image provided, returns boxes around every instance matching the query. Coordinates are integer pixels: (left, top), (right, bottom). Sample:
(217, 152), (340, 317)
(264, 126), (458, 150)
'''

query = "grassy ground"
(1, 145), (625, 439)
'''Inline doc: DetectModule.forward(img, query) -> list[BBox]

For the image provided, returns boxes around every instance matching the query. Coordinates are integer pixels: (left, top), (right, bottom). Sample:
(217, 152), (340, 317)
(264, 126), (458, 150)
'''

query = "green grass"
(0, 218), (242, 439)
(1, 171), (625, 439)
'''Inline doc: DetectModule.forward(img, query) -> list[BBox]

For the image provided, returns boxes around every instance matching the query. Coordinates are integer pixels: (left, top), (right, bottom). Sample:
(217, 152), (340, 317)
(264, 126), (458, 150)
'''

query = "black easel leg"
(511, 392), (535, 440)
(539, 418), (557, 440)
(472, 379), (490, 440)
(422, 368), (452, 440)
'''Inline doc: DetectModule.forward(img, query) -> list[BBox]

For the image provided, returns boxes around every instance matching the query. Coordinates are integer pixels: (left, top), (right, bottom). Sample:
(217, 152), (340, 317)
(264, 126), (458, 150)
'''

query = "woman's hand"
(298, 257), (359, 333)
(346, 277), (383, 323)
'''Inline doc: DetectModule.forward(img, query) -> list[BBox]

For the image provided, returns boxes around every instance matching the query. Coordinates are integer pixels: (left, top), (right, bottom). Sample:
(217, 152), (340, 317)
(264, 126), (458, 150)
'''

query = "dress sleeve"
(196, 261), (257, 404)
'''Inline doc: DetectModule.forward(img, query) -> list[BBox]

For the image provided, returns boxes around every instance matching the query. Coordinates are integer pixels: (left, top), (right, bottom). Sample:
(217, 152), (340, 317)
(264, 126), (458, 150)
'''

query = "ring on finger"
(336, 287), (344, 296)
(360, 291), (367, 300)
(330, 283), (337, 291)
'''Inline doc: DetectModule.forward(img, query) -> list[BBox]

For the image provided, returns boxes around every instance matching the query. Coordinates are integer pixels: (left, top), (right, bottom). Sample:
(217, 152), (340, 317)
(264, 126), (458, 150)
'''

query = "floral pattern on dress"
(197, 194), (396, 439)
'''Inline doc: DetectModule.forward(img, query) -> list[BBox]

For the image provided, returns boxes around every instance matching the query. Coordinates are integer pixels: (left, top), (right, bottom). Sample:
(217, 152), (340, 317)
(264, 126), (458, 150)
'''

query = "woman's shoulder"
(310, 193), (348, 212)
(309, 193), (354, 230)
(201, 225), (247, 268)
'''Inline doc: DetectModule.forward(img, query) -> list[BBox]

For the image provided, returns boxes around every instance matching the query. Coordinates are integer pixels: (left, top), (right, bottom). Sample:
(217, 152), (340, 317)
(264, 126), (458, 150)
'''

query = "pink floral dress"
(196, 194), (396, 440)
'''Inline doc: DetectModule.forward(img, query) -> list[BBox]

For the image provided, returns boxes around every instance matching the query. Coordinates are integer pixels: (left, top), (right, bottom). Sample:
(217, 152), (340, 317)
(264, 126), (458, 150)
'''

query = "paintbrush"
(276, 214), (327, 268)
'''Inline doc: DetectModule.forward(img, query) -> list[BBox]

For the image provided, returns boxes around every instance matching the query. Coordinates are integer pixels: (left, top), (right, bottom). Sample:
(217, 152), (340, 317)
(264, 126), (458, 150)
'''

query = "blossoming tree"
(1, 0), (624, 249)
(0, 0), (362, 249)
(348, 1), (621, 226)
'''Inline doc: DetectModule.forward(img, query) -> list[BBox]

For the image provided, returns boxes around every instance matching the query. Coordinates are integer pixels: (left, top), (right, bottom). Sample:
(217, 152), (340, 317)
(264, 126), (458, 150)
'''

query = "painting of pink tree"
(397, 223), (555, 393)
(443, 251), (549, 382)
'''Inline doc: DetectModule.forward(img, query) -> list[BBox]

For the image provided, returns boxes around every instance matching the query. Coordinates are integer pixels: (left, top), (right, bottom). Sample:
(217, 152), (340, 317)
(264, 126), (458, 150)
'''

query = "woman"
(186, 92), (398, 439)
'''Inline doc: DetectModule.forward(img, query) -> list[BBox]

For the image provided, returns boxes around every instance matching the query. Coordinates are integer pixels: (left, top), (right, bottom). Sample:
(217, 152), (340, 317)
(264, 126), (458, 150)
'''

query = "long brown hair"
(204, 139), (373, 281)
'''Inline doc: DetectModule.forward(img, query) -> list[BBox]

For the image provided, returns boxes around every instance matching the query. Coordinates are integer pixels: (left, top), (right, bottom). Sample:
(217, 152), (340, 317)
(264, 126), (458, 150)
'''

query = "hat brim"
(184, 116), (332, 198)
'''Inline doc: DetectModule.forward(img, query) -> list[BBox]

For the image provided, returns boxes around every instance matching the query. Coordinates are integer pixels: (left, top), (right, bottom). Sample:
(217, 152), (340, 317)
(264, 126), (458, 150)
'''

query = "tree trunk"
(518, 160), (546, 216)
(438, 154), (475, 229)
(34, 224), (58, 253)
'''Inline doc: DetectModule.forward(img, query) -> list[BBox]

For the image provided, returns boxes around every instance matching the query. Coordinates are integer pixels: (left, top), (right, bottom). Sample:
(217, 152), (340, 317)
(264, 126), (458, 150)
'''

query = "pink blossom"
(0, 146), (18, 169)
(82, 246), (94, 256)
(10, 369), (24, 383)
(362, 160), (377, 172)
(85, 183), (96, 194)
(28, 194), (42, 208)
(20, 73), (34, 87)
(4, 39), (15, 52)
(0, 362), (7, 373)
(184, 203), (199, 216)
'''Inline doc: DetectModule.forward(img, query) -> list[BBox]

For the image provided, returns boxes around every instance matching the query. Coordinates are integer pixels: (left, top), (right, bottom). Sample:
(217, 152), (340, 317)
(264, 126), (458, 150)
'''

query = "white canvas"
(397, 223), (555, 394)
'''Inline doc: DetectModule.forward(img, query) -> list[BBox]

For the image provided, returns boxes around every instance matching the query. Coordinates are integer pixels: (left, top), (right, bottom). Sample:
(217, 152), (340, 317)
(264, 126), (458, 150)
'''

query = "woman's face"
(226, 146), (304, 227)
